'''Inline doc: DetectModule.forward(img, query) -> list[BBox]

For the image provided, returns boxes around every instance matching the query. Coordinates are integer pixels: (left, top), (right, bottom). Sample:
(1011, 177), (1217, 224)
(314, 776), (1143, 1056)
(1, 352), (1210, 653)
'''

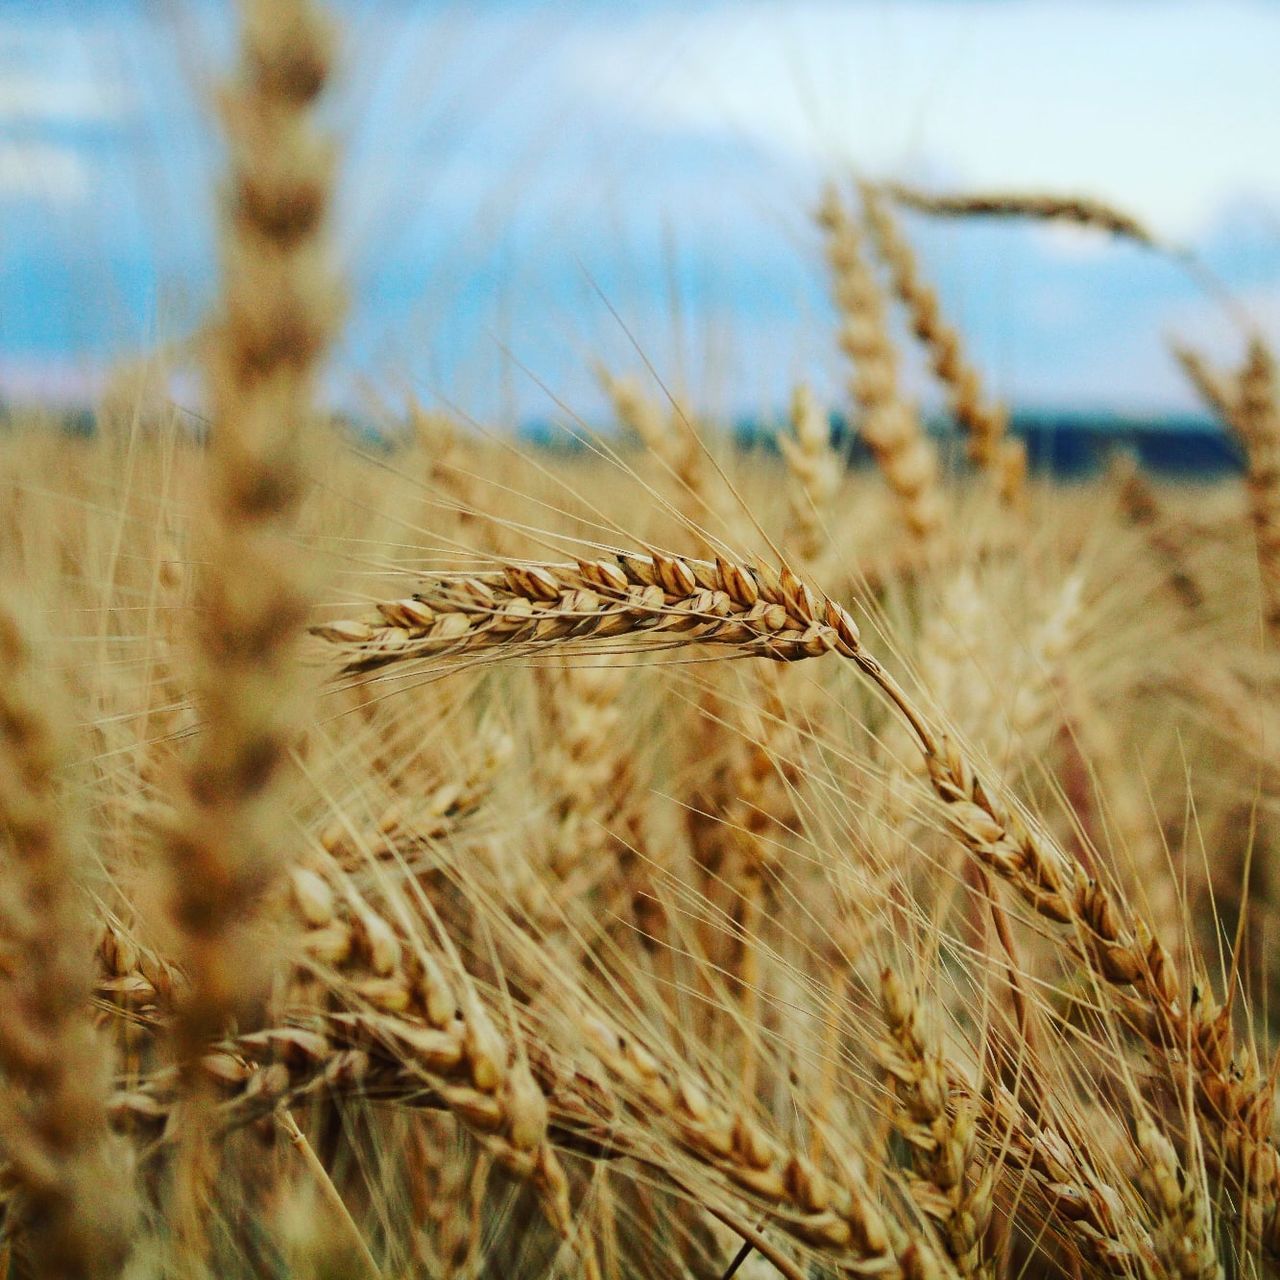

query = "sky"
(0, 0), (1277, 424)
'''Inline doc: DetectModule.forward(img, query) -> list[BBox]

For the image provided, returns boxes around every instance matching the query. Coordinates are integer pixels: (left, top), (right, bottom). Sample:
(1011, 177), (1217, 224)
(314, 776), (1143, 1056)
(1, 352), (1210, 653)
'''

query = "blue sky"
(0, 0), (1277, 423)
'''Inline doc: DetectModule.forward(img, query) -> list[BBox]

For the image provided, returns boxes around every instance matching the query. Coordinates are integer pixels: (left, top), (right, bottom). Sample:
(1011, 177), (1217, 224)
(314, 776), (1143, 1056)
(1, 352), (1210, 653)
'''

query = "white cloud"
(559, 0), (1280, 242)
(1160, 282), (1280, 362)
(1033, 223), (1115, 262)
(0, 73), (130, 123)
(0, 142), (90, 202)
(0, 16), (135, 126)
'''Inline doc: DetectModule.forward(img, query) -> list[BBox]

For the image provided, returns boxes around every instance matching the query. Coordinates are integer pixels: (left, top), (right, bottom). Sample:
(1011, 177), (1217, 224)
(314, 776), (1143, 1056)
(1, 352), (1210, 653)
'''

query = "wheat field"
(2, 3), (1279, 1279)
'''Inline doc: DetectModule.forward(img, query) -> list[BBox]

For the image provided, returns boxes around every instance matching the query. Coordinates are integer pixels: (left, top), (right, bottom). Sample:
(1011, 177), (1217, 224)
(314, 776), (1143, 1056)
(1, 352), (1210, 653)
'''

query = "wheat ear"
(0, 596), (134, 1276)
(1171, 344), (1239, 423)
(318, 731), (511, 872)
(536, 658), (627, 884)
(861, 183), (1017, 496)
(817, 183), (942, 542)
(102, 913), (602, 1275)
(166, 0), (343, 1058)
(916, 730), (1279, 1257)
(1237, 339), (1280, 638)
(326, 546), (1280, 1257)
(716, 664), (807, 1097)
(289, 857), (603, 1278)
(1137, 1118), (1222, 1280)
(311, 551), (862, 672)
(780, 384), (841, 571)
(408, 403), (497, 552)
(1176, 337), (1280, 639)
(96, 955), (1147, 1280)
(1111, 455), (1203, 611)
(877, 969), (994, 1279)
(977, 1080), (1161, 1275)
(407, 1114), (486, 1278)
(599, 368), (716, 539)
(103, 873), (946, 1280)
(878, 973), (1160, 1277)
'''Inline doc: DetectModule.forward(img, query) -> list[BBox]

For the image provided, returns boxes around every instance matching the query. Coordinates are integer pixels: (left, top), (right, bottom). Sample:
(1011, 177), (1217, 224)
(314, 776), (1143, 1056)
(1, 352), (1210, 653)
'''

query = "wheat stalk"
(0, 596), (135, 1276)
(818, 183), (943, 542)
(320, 546), (1280, 1259)
(861, 183), (1017, 495)
(877, 969), (994, 1279)
(1175, 337), (1280, 640)
(165, 0), (343, 1063)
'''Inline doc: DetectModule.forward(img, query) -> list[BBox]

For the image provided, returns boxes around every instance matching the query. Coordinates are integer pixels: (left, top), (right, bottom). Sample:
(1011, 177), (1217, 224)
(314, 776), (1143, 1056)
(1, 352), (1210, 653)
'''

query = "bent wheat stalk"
(315, 548), (1280, 1259)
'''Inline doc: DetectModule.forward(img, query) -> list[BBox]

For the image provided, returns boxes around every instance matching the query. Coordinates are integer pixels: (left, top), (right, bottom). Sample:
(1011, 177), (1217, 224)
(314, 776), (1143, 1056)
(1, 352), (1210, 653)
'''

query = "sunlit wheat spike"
(311, 551), (863, 672)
